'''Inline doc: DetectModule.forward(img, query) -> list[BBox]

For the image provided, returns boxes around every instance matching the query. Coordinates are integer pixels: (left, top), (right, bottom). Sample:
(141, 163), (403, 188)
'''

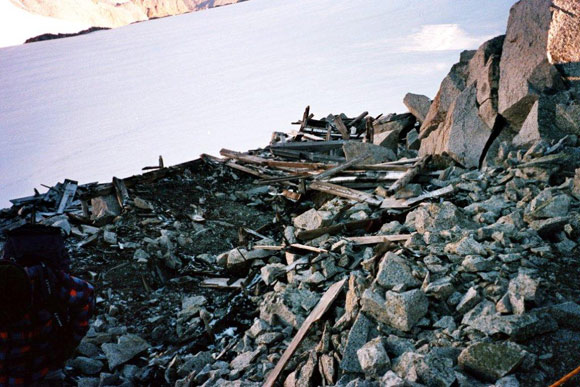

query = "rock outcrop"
(13, 0), (247, 28)
(418, 0), (580, 167)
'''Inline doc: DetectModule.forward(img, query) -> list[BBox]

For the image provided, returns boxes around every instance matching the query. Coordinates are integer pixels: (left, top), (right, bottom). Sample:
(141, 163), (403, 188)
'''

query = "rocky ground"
(1, 124), (580, 387)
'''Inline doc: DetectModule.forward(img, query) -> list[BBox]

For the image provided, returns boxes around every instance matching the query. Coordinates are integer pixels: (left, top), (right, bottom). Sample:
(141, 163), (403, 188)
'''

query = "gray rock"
(512, 91), (580, 146)
(133, 196), (154, 210)
(103, 230), (118, 245)
(404, 93), (432, 123)
(467, 35), (504, 128)
(293, 208), (331, 231)
(385, 335), (415, 357)
(91, 194), (121, 223)
(260, 263), (286, 285)
(445, 236), (487, 257)
(574, 168), (580, 196)
(550, 302), (580, 330)
(420, 51), (474, 137)
(360, 288), (391, 326)
(357, 337), (390, 376)
(381, 370), (405, 387)
(411, 201), (470, 234)
(177, 351), (213, 377)
(528, 216), (569, 237)
(462, 255), (494, 272)
(230, 349), (261, 371)
(456, 287), (482, 315)
(423, 276), (455, 300)
(384, 289), (429, 332)
(376, 252), (420, 290)
(466, 312), (558, 341)
(498, 0), (555, 128)
(458, 342), (525, 382)
(392, 351), (424, 383)
(495, 375), (520, 387)
(68, 356), (103, 375)
(508, 272), (540, 314)
(420, 84), (493, 168)
(374, 112), (416, 134)
(340, 312), (372, 373)
(101, 334), (150, 369)
(406, 129), (420, 150)
(416, 354), (457, 387)
(255, 332), (283, 345)
(343, 141), (396, 164)
(248, 319), (269, 339)
(526, 194), (571, 219)
(373, 129), (401, 151)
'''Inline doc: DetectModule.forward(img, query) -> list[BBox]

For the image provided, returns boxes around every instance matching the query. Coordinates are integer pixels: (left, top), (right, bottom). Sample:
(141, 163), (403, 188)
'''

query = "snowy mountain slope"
(0, 1), (90, 48)
(0, 0), (515, 207)
(11, 0), (246, 28)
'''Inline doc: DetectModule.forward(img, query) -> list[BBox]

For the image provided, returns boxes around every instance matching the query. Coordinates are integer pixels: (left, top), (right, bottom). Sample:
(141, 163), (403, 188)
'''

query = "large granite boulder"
(419, 84), (493, 167)
(499, 0), (579, 133)
(403, 93), (431, 123)
(419, 36), (503, 167)
(419, 50), (475, 139)
(467, 35), (504, 128)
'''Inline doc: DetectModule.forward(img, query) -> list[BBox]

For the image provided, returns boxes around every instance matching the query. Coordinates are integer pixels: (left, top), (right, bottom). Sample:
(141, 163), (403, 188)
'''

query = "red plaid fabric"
(0, 266), (94, 385)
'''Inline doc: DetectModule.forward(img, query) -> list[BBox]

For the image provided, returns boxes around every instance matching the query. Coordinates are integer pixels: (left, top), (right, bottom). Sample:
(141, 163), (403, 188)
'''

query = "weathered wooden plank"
(200, 278), (245, 289)
(309, 181), (382, 206)
(333, 116), (350, 140)
(269, 140), (347, 152)
(220, 149), (269, 165)
(312, 155), (365, 181)
(404, 184), (455, 206)
(112, 177), (130, 209)
(264, 278), (347, 387)
(380, 184), (455, 209)
(57, 179), (78, 214)
(345, 234), (411, 245)
(386, 155), (431, 195)
(296, 218), (381, 241)
(289, 244), (328, 254)
(270, 148), (346, 163)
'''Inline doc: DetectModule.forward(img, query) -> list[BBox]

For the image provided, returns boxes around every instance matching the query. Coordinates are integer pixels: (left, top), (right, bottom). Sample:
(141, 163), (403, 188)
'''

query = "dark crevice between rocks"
(479, 114), (509, 169)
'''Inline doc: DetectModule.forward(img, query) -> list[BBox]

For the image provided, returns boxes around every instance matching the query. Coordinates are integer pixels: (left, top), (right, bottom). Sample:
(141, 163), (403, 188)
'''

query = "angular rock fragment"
(375, 252), (420, 290)
(261, 263), (286, 285)
(343, 141), (396, 164)
(403, 93), (431, 123)
(340, 312), (372, 373)
(356, 337), (390, 377)
(459, 342), (525, 382)
(384, 289), (428, 332)
(102, 334), (149, 369)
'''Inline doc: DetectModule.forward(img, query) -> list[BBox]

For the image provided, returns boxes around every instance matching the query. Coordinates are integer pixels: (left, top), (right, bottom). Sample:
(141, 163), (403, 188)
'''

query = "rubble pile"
(1, 0), (579, 386)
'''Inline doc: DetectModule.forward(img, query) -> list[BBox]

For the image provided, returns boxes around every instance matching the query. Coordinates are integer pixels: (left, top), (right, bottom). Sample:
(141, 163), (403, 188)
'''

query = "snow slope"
(0, 0), (515, 207)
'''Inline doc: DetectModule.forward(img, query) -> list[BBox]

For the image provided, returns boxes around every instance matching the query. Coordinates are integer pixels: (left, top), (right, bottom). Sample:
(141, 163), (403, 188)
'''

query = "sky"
(0, 0), (518, 207)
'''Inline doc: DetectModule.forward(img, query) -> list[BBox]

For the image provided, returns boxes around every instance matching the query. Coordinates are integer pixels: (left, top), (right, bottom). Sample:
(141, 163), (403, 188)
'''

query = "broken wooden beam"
(312, 155), (365, 181)
(270, 148), (346, 163)
(333, 116), (350, 140)
(345, 234), (411, 245)
(269, 140), (347, 152)
(112, 177), (130, 209)
(386, 155), (431, 195)
(296, 217), (382, 241)
(264, 278), (346, 387)
(56, 179), (78, 214)
(309, 181), (383, 206)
